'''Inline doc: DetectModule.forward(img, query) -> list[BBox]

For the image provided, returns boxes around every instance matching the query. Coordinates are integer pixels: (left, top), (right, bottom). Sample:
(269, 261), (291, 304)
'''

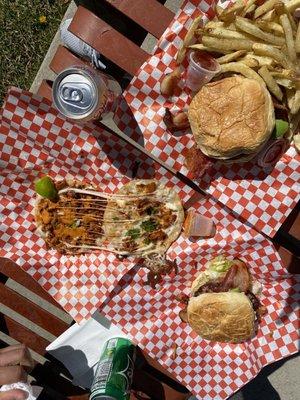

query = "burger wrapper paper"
(99, 195), (300, 400)
(0, 89), (299, 399)
(114, 0), (300, 238)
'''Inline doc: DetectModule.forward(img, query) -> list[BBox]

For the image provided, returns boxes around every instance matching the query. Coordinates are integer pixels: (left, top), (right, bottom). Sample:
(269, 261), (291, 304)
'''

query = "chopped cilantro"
(144, 238), (151, 245)
(126, 228), (140, 239)
(112, 217), (119, 221)
(141, 219), (157, 232)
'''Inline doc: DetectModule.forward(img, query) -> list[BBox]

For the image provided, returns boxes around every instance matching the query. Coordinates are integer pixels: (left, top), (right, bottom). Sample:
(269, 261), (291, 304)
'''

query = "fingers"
(0, 389), (28, 400)
(0, 366), (27, 386)
(0, 345), (25, 355)
(0, 345), (34, 372)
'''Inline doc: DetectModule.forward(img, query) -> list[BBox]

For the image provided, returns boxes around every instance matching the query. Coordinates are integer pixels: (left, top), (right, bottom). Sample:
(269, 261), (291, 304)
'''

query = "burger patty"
(194, 262), (250, 296)
(193, 264), (262, 317)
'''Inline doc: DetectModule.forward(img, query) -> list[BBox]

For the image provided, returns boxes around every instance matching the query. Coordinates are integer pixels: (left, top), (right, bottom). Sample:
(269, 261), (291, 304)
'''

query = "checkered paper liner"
(0, 88), (299, 400)
(0, 87), (193, 322)
(100, 195), (300, 400)
(114, 0), (300, 238)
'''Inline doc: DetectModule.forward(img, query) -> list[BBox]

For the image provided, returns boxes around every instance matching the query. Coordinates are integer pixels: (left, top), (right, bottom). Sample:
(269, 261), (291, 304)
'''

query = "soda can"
(89, 337), (136, 400)
(52, 65), (121, 123)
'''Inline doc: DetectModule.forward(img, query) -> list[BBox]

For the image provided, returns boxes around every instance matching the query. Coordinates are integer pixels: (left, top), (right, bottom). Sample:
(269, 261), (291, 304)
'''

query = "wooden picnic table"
(1, 0), (299, 399)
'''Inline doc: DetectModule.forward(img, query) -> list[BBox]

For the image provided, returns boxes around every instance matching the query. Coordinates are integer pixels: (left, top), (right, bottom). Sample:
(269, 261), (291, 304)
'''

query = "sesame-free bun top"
(188, 76), (275, 160)
(187, 292), (255, 343)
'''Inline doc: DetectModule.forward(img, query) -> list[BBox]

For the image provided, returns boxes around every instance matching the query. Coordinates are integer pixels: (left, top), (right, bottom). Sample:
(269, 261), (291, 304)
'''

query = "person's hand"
(0, 345), (35, 400)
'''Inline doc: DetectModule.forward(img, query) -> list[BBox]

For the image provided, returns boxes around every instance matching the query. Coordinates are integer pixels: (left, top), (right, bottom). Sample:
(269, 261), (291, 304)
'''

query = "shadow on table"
(211, 159), (271, 184)
(112, 95), (147, 148)
(86, 118), (156, 180)
(229, 352), (300, 400)
(99, 263), (141, 310)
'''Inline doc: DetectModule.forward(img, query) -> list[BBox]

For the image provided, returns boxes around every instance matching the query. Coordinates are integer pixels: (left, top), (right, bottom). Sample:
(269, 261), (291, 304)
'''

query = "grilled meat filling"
(192, 264), (263, 320)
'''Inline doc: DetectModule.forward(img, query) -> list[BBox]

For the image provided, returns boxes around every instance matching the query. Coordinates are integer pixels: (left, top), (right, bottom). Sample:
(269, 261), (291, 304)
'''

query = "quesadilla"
(102, 179), (184, 256)
(34, 178), (184, 257)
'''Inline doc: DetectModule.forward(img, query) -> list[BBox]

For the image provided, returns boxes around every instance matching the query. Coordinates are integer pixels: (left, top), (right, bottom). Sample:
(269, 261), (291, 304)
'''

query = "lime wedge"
(35, 176), (58, 200)
(275, 119), (289, 138)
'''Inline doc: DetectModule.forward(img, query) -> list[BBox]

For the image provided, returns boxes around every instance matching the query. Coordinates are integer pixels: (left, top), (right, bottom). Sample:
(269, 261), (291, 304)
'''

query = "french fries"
(271, 69), (296, 79)
(189, 43), (227, 54)
(235, 17), (285, 46)
(240, 57), (260, 68)
(275, 78), (294, 89)
(217, 50), (247, 64)
(243, 54), (276, 67)
(258, 66), (283, 100)
(202, 36), (255, 52)
(173, 0), (300, 141)
(254, 0), (277, 19)
(252, 43), (294, 69)
(256, 21), (284, 35)
(242, 4), (257, 18)
(286, 0), (300, 14)
(286, 88), (296, 109)
(176, 16), (202, 64)
(291, 90), (300, 114)
(201, 21), (236, 31)
(275, 1), (298, 31)
(217, 0), (245, 22)
(202, 27), (250, 41)
(280, 14), (297, 63)
(259, 9), (277, 22)
(296, 22), (300, 54)
(220, 62), (266, 86)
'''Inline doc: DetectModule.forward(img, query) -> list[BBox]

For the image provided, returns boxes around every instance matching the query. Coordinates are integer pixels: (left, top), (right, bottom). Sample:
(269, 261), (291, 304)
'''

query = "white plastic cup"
(186, 51), (221, 92)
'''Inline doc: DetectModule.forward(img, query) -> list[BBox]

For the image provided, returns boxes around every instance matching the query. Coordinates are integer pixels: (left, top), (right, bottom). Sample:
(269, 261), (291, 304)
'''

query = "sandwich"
(188, 76), (275, 162)
(180, 255), (265, 343)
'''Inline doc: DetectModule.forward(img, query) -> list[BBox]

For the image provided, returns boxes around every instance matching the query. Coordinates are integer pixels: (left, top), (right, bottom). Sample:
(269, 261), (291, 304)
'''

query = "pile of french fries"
(176, 0), (300, 137)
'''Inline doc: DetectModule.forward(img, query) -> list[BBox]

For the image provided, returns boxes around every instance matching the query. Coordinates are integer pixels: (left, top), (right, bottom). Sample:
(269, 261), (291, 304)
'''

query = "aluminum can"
(89, 337), (136, 400)
(52, 65), (121, 122)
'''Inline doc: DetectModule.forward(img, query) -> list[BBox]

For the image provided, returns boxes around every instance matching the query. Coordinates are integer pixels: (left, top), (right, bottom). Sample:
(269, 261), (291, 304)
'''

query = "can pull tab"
(62, 87), (83, 102)
(59, 82), (93, 109)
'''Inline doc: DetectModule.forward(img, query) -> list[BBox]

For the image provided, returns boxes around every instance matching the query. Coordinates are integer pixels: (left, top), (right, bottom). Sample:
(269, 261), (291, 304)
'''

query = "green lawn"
(0, 0), (70, 104)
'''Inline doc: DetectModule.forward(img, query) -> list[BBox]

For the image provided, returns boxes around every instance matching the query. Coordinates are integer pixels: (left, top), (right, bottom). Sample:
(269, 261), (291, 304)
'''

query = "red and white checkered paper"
(114, 0), (300, 238)
(100, 195), (300, 399)
(0, 88), (299, 400)
(0, 87), (193, 322)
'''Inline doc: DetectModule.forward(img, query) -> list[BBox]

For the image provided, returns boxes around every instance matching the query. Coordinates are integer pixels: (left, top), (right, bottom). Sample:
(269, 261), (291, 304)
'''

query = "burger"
(180, 255), (265, 343)
(188, 76), (276, 162)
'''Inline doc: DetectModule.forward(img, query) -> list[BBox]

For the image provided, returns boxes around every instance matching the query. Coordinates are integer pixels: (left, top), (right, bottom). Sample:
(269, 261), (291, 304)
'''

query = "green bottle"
(89, 338), (136, 400)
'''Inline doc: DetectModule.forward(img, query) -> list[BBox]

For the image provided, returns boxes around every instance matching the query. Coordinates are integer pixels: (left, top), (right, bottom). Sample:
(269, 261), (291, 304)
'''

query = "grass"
(0, 0), (70, 105)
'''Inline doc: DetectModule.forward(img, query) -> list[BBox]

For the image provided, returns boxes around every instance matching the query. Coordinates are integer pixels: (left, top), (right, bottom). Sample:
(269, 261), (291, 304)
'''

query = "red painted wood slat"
(50, 45), (87, 75)
(2, 316), (50, 354)
(37, 79), (53, 102)
(0, 283), (68, 337)
(69, 6), (149, 76)
(276, 246), (300, 273)
(0, 258), (63, 307)
(105, 0), (174, 38)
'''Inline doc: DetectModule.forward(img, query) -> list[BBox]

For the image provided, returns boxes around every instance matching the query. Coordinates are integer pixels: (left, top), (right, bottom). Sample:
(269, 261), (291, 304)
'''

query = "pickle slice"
(275, 119), (289, 138)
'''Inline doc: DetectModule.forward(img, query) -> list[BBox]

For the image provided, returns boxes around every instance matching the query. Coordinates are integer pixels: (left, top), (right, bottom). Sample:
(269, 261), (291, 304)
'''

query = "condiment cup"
(186, 51), (221, 92)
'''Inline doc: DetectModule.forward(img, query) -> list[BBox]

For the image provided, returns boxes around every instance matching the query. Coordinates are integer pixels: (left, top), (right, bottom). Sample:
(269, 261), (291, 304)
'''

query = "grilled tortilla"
(102, 179), (184, 256)
(34, 179), (106, 253)
(34, 178), (184, 256)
